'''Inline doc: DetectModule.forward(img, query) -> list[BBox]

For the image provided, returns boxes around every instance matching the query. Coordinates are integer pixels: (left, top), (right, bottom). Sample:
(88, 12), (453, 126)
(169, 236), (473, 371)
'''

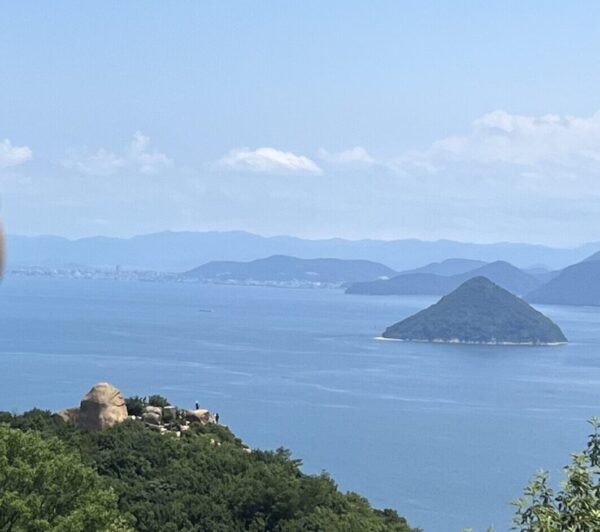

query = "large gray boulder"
(77, 382), (128, 430)
(143, 405), (162, 416)
(142, 405), (162, 425)
(185, 408), (215, 424)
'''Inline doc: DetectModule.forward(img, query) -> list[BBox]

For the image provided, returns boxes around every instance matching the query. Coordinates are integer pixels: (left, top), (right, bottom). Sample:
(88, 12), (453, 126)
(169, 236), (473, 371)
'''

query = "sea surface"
(2, 277), (600, 531)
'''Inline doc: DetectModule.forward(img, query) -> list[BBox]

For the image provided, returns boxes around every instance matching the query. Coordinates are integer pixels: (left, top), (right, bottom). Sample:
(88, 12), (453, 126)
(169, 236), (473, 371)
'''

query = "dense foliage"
(124, 396), (146, 416)
(513, 418), (600, 531)
(147, 394), (170, 408)
(0, 422), (128, 531)
(0, 408), (417, 532)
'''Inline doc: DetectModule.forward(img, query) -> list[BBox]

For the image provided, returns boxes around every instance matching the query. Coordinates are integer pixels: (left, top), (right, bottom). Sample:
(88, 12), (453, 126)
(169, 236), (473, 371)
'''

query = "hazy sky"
(3, 1), (600, 245)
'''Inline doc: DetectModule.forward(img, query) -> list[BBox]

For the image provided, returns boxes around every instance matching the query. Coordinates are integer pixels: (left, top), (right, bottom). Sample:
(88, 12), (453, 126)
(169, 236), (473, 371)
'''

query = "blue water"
(1, 277), (600, 531)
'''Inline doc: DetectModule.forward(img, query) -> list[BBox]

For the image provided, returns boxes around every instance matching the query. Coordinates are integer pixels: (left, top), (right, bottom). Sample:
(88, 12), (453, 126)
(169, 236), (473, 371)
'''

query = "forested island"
(382, 277), (567, 345)
(182, 254), (396, 288)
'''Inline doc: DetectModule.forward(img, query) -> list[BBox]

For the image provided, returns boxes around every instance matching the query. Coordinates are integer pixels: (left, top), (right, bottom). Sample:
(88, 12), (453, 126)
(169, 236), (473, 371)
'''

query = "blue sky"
(2, 1), (600, 244)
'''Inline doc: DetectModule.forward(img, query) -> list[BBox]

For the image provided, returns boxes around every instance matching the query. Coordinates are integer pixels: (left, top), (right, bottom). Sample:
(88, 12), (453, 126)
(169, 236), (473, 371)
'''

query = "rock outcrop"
(78, 382), (128, 430)
(54, 384), (219, 433)
(185, 408), (216, 424)
(54, 406), (80, 425)
(54, 382), (128, 430)
(142, 405), (162, 425)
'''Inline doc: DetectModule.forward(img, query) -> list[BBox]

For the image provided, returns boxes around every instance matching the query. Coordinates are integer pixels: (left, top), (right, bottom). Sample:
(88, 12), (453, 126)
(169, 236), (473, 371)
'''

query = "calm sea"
(1, 276), (600, 531)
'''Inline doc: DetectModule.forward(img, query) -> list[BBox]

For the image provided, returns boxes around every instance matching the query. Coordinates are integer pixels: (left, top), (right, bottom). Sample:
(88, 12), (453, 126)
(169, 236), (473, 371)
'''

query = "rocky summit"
(54, 383), (219, 436)
(55, 382), (128, 430)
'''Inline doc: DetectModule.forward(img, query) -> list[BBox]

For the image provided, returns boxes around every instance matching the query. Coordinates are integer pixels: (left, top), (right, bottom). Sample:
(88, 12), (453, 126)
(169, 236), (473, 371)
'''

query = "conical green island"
(382, 276), (567, 345)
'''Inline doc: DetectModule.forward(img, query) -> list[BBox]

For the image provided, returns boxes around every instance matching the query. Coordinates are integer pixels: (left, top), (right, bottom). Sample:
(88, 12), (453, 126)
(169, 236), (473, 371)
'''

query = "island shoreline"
(374, 336), (567, 346)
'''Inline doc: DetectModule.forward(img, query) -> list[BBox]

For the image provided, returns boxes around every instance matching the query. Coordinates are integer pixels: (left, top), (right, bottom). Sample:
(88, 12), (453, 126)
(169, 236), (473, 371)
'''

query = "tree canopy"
(0, 408), (417, 532)
(0, 424), (128, 531)
(513, 418), (600, 531)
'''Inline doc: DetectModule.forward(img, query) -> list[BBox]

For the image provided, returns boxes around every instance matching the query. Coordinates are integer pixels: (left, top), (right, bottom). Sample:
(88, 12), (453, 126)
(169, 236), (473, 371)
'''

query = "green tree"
(147, 395), (169, 408)
(0, 424), (130, 531)
(513, 418), (600, 531)
(3, 410), (418, 531)
(124, 396), (146, 417)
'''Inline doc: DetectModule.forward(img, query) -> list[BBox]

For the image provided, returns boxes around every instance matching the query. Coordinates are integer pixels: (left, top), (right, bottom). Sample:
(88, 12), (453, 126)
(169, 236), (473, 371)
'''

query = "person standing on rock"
(215, 413), (219, 424)
(195, 401), (199, 410)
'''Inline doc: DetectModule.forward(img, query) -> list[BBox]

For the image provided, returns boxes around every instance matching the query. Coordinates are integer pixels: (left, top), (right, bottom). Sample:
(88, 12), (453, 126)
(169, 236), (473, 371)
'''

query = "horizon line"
(5, 229), (598, 251)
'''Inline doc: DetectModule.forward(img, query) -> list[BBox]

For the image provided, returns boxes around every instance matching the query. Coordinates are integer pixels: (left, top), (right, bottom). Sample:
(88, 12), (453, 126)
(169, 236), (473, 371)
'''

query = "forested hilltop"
(0, 400), (417, 532)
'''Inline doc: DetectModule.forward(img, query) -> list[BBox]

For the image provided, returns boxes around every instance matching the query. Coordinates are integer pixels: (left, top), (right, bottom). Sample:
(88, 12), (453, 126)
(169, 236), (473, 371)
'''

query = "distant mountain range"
(585, 250), (600, 262)
(347, 260), (541, 296)
(182, 255), (396, 287)
(10, 231), (600, 307)
(382, 276), (567, 345)
(7, 231), (600, 272)
(398, 258), (488, 276)
(527, 253), (600, 306)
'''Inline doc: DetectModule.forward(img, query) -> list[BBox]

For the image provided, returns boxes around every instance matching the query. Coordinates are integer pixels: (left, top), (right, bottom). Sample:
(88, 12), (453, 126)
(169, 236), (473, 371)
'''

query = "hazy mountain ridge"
(399, 258), (488, 276)
(7, 231), (600, 271)
(347, 260), (541, 296)
(583, 250), (600, 262)
(527, 259), (600, 306)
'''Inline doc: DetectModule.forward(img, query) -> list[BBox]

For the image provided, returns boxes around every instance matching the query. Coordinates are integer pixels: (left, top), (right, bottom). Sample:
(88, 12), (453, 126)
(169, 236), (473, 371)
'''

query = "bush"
(0, 424), (130, 531)
(147, 394), (169, 408)
(125, 395), (146, 416)
(513, 418), (600, 531)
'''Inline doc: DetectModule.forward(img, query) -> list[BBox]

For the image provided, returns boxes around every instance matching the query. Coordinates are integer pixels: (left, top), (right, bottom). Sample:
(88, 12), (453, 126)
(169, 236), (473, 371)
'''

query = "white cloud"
(63, 131), (171, 176)
(318, 146), (375, 165)
(397, 110), (600, 171)
(219, 147), (322, 175)
(63, 148), (125, 176)
(128, 131), (172, 174)
(0, 139), (32, 168)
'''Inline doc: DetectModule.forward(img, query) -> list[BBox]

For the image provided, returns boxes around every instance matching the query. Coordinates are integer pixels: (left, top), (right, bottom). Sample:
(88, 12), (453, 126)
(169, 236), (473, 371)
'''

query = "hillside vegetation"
(0, 406), (417, 532)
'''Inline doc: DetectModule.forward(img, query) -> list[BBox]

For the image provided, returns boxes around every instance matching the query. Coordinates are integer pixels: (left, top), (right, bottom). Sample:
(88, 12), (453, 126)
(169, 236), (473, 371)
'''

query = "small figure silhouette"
(215, 412), (220, 424)
(195, 401), (199, 410)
